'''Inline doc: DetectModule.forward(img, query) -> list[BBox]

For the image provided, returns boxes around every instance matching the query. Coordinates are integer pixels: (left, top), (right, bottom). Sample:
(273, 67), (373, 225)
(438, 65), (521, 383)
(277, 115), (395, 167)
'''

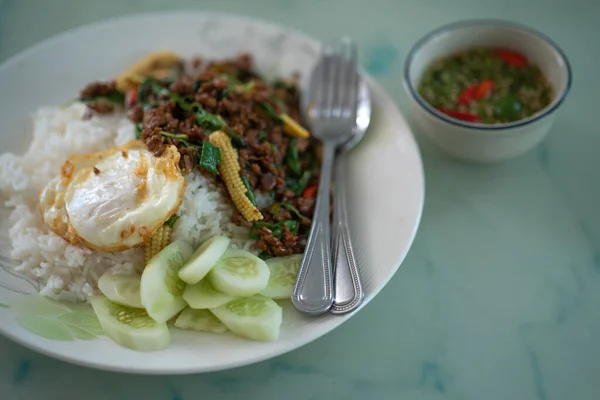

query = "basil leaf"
(137, 79), (152, 105)
(198, 142), (221, 174)
(250, 222), (282, 240)
(285, 138), (301, 175)
(195, 107), (224, 131)
(169, 93), (197, 112)
(287, 170), (312, 195)
(138, 78), (167, 106)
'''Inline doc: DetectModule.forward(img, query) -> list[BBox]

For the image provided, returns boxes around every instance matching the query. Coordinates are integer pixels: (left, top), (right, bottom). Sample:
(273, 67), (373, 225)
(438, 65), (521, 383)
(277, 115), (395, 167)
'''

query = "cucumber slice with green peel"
(178, 236), (231, 284)
(182, 279), (236, 309)
(208, 249), (270, 297)
(140, 239), (194, 323)
(90, 295), (170, 351)
(211, 295), (283, 341)
(259, 254), (302, 299)
(98, 273), (143, 308)
(174, 308), (228, 333)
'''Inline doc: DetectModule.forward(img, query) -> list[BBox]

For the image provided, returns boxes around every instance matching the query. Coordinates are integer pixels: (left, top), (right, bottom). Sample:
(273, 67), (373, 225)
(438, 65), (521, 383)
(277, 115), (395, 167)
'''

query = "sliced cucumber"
(259, 254), (302, 299)
(178, 235), (231, 284)
(211, 295), (283, 341)
(182, 279), (236, 309)
(174, 308), (228, 333)
(140, 239), (194, 323)
(90, 295), (170, 351)
(208, 249), (270, 297)
(98, 273), (143, 308)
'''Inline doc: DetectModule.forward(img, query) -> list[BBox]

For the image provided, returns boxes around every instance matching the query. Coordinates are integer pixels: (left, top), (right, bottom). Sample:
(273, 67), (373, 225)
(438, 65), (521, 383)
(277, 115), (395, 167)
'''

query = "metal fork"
(292, 40), (359, 316)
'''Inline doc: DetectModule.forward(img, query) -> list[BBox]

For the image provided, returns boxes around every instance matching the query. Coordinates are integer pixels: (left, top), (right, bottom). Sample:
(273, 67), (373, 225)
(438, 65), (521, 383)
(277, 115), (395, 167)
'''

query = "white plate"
(0, 11), (424, 374)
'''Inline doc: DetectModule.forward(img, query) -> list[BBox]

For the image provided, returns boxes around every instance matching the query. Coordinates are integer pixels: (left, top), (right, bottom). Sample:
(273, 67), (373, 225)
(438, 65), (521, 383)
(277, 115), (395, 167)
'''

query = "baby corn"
(209, 130), (263, 222)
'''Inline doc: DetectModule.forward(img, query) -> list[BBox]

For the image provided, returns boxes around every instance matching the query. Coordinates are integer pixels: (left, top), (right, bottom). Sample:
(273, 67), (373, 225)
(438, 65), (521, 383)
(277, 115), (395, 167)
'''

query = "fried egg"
(39, 141), (185, 252)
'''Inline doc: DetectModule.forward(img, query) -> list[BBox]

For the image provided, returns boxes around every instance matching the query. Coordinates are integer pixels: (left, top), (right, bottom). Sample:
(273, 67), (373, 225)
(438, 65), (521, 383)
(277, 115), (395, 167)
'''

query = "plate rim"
(0, 10), (425, 374)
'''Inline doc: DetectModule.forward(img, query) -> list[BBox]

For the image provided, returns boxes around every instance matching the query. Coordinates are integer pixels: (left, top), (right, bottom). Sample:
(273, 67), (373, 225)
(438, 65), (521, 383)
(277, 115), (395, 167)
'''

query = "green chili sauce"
(417, 48), (553, 124)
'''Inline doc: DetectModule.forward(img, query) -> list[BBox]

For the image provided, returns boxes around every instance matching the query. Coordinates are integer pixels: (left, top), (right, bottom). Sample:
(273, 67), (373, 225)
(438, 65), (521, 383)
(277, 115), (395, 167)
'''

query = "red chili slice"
(457, 85), (478, 105)
(457, 80), (495, 105)
(126, 89), (138, 108)
(474, 80), (494, 100)
(302, 185), (318, 198)
(437, 108), (480, 122)
(493, 49), (527, 67)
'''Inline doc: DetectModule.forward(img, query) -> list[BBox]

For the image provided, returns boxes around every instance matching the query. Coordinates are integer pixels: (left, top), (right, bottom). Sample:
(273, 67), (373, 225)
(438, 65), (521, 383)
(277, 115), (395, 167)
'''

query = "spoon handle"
(330, 150), (364, 314)
(292, 141), (335, 316)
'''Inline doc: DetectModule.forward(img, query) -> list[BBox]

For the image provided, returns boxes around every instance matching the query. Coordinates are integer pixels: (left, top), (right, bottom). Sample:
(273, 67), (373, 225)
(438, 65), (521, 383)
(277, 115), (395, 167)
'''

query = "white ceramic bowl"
(403, 20), (572, 163)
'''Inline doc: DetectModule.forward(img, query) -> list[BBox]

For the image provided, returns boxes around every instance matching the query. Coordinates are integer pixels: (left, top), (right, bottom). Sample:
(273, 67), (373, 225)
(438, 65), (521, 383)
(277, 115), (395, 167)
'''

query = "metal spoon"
(330, 71), (371, 315)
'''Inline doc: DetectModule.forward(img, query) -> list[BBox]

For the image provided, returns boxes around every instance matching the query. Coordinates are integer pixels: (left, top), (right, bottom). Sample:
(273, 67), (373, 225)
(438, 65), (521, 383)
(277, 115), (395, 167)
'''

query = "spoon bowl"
(340, 75), (372, 151)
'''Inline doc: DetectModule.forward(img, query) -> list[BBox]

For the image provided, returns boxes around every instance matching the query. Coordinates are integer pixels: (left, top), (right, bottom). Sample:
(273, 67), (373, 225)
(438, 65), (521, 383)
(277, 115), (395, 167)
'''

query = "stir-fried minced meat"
(79, 81), (125, 115)
(80, 81), (118, 99)
(79, 53), (320, 257)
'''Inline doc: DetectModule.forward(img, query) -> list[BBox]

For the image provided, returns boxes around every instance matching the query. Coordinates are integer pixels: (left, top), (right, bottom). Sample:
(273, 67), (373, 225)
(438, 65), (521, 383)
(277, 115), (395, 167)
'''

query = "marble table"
(1, 0), (598, 399)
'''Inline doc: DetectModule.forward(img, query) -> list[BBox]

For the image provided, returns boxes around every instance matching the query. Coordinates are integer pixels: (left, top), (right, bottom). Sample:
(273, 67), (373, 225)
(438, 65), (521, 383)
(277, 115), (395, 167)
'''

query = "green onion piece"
(285, 138), (301, 175)
(241, 175), (257, 206)
(158, 131), (191, 147)
(159, 131), (188, 140)
(258, 131), (267, 142)
(164, 214), (180, 228)
(198, 142), (221, 174)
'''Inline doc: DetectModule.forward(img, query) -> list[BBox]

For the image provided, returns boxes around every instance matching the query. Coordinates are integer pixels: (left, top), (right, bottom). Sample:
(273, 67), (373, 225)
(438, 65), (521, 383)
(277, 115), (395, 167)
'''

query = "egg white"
(40, 141), (185, 252)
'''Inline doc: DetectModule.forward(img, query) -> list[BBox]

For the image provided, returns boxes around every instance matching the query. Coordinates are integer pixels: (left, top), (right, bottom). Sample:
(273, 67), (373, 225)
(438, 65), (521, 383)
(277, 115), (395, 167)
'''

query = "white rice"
(0, 102), (247, 302)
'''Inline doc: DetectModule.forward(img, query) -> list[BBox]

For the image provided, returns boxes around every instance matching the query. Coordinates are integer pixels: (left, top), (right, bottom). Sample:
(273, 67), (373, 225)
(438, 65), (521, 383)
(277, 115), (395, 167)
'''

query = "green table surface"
(1, 0), (599, 399)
